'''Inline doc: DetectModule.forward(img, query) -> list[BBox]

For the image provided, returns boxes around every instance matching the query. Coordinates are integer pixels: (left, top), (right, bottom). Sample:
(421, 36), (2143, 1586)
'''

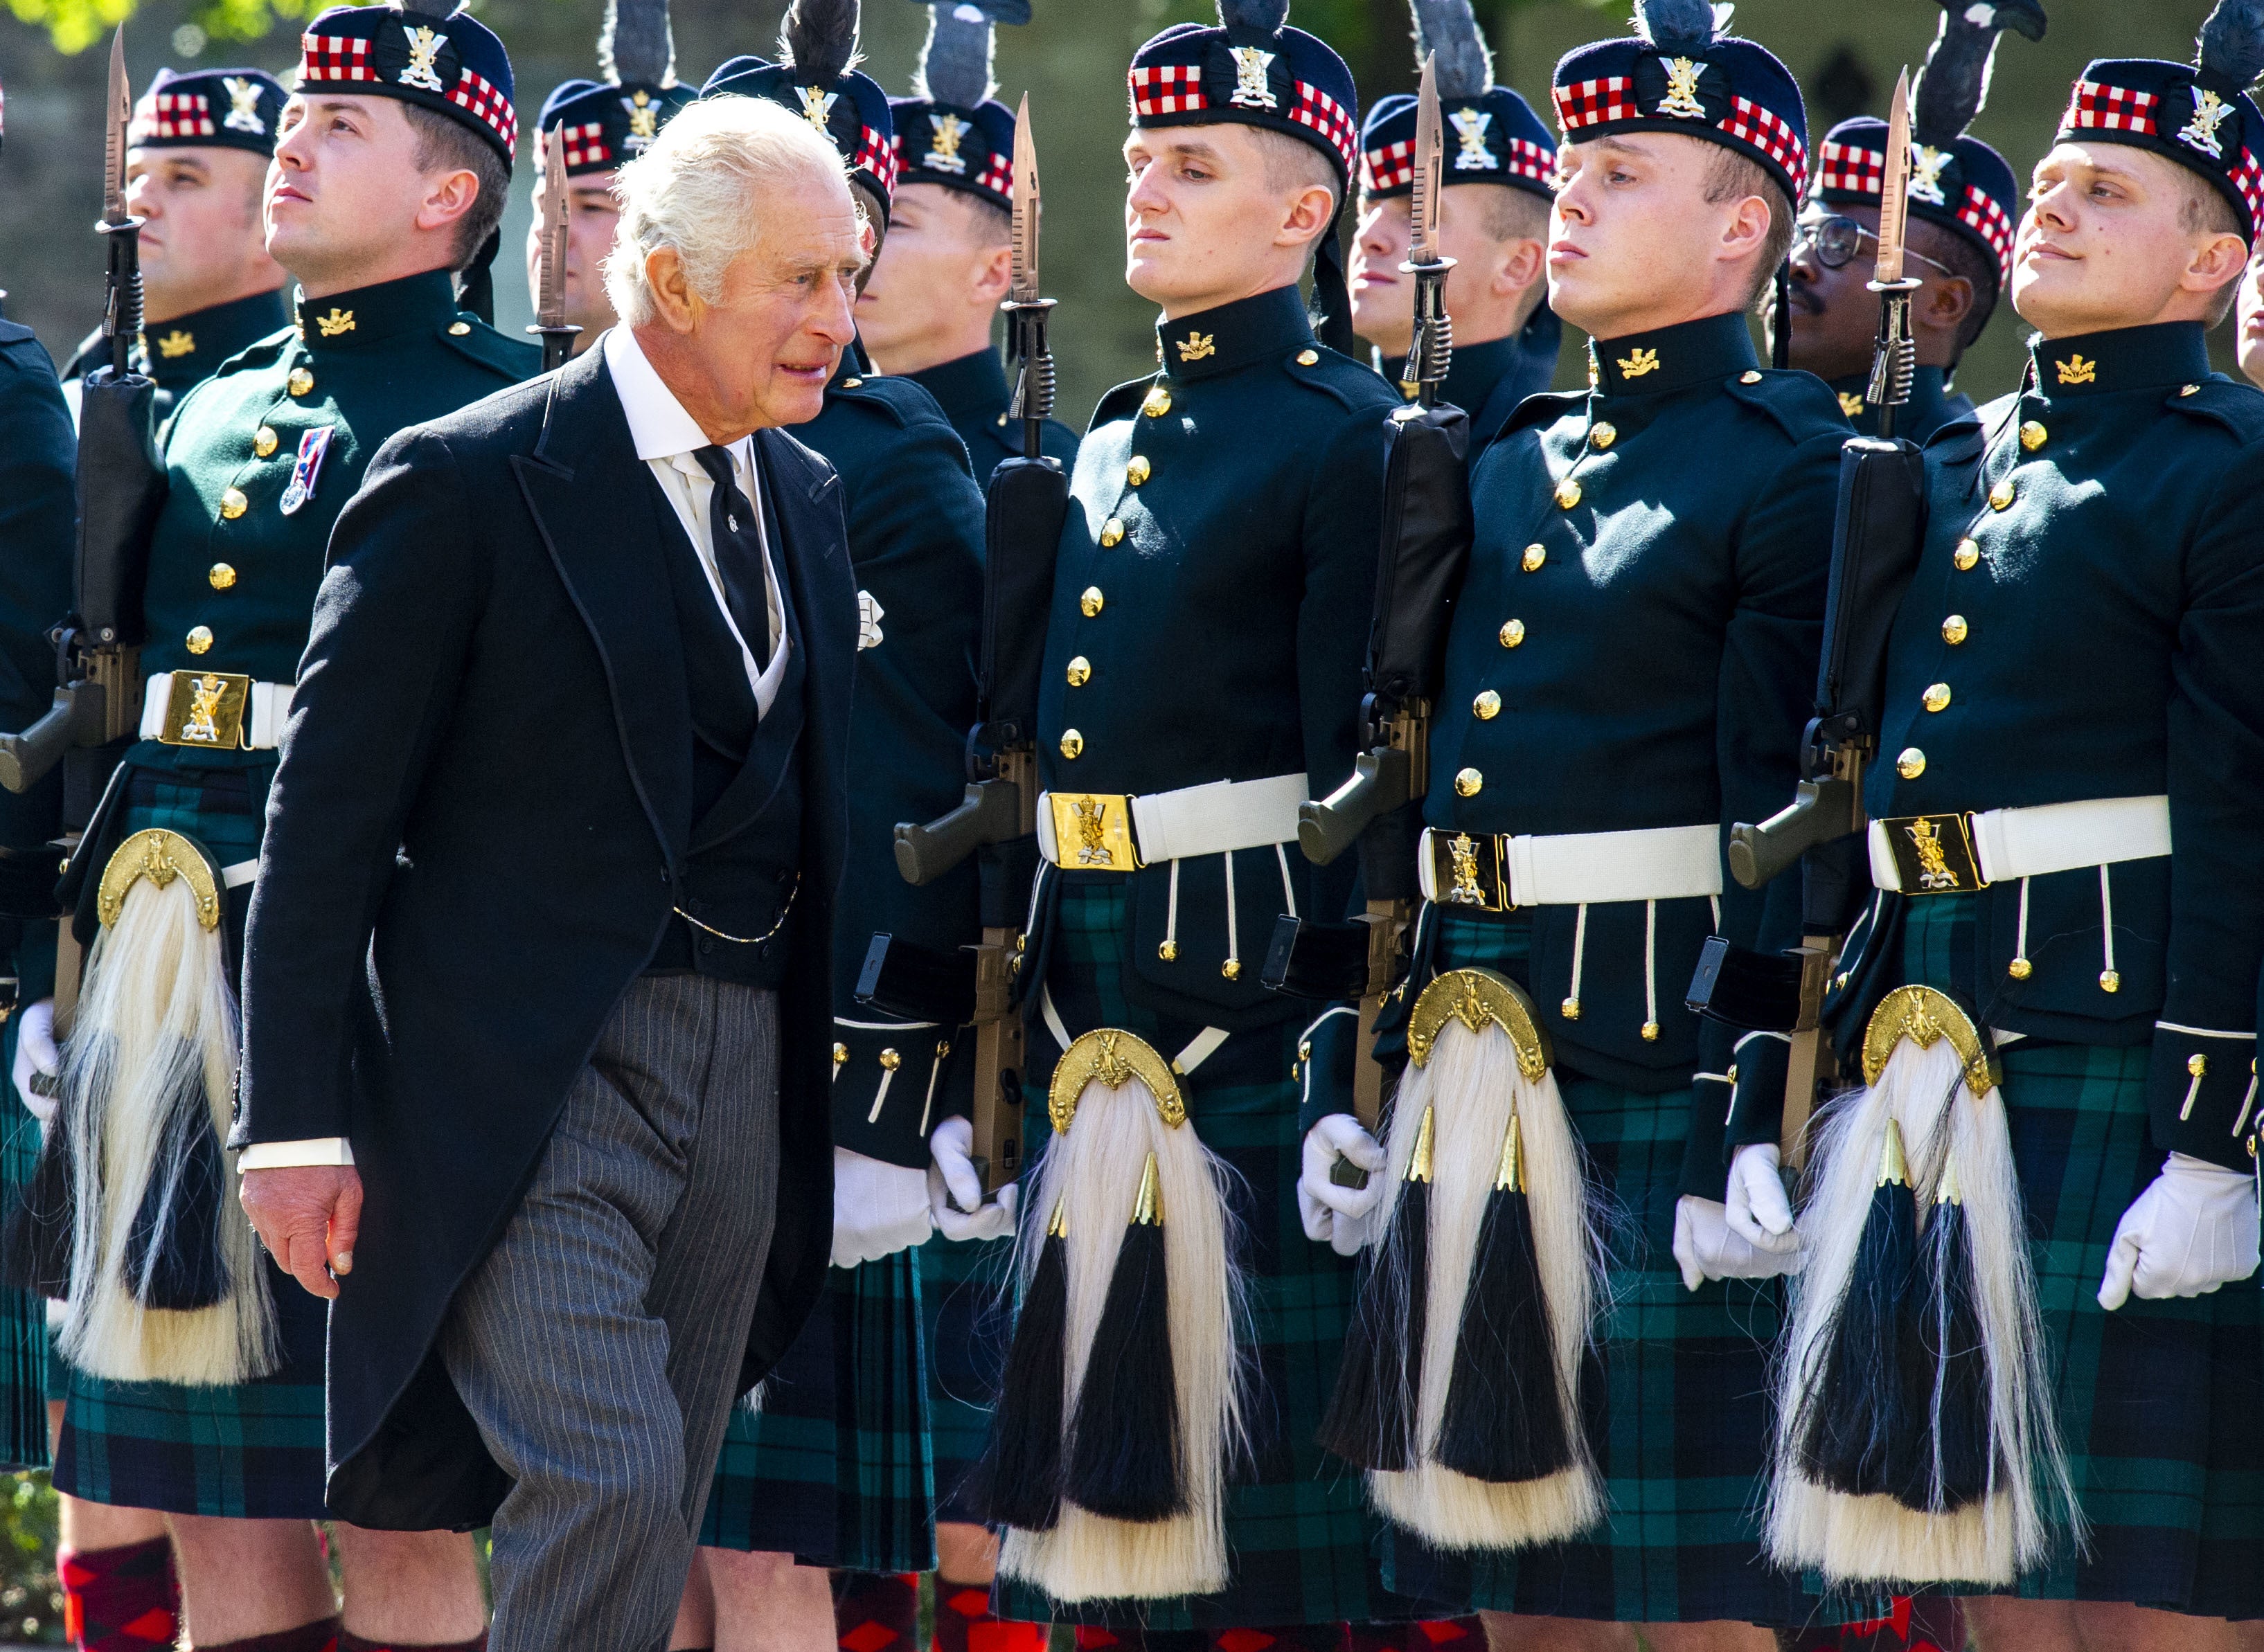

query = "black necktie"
(691, 444), (774, 672)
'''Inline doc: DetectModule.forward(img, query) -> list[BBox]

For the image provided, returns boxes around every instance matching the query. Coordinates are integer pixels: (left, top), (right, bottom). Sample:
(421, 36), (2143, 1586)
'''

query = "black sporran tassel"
(1318, 1104), (1433, 1473)
(1799, 1117), (1925, 1498)
(1911, 1147), (1991, 1512)
(976, 1198), (1070, 1532)
(1065, 1153), (1185, 1521)
(1436, 1112), (1575, 1484)
(3, 1095), (79, 1300)
(121, 1036), (231, 1311)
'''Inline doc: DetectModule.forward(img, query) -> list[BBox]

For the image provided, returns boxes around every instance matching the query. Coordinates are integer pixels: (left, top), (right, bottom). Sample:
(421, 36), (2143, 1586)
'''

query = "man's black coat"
(236, 341), (854, 1530)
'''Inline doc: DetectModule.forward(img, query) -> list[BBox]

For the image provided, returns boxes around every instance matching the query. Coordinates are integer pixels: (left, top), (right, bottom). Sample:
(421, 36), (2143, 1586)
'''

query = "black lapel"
(508, 345), (693, 862)
(763, 428), (855, 908)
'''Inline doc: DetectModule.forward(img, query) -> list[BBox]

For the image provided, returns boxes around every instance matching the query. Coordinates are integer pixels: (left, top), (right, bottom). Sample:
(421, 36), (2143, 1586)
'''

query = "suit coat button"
(253, 426), (279, 458)
(1080, 586), (1103, 617)
(1953, 538), (1979, 571)
(1100, 518), (1125, 548)
(1988, 478), (2015, 511)
(1554, 478), (1582, 510)
(833, 1043), (849, 1067)
(1473, 690), (1501, 720)
(880, 1048), (902, 1070)
(1142, 386), (1172, 418)
(287, 367), (314, 397)
(2020, 420), (2047, 451)
(1454, 767), (1483, 796)
(697, 940), (713, 955)
(1522, 544), (1545, 572)
(1296, 350), (1320, 366)
(1941, 613), (1968, 645)
(449, 321), (472, 336)
(1499, 619), (1525, 648)
(1127, 456), (1151, 485)
(1896, 747), (1925, 779)
(209, 563), (237, 590)
(1922, 683), (1951, 712)
(186, 626), (215, 655)
(1065, 656), (1091, 687)
(1059, 729), (1084, 760)
(1589, 422), (1616, 450)
(219, 488), (249, 520)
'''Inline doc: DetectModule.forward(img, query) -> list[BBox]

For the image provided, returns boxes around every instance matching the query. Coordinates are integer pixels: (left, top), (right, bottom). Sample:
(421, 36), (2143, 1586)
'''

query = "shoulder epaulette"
(212, 327), (298, 377)
(440, 316), (540, 381)
(1089, 376), (1157, 429)
(1499, 388), (1588, 442)
(1922, 415), (1988, 467)
(1281, 343), (1402, 415)
(1722, 367), (1846, 443)
(2165, 373), (2264, 445)
(0, 318), (41, 351)
(828, 372), (953, 432)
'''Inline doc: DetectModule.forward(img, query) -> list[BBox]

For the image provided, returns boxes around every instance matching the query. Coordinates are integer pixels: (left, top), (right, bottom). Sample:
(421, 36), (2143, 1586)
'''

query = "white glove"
(1672, 1195), (1801, 1292)
(11, 998), (57, 1125)
(1298, 1113), (1389, 1257)
(927, 1116), (1019, 1244)
(2098, 1151), (2261, 1310)
(830, 1147), (934, 1268)
(1724, 1142), (1800, 1255)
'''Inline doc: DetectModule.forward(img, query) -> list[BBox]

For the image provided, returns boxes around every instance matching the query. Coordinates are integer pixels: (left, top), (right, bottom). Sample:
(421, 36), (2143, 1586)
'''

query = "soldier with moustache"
(527, 0), (696, 359)
(1737, 5), (2264, 1644)
(664, 5), (994, 1649)
(1297, 1), (1845, 1642)
(861, 0), (1075, 485)
(1783, 0), (2042, 444)
(11, 8), (536, 1650)
(59, 68), (292, 422)
(1349, 0), (1561, 449)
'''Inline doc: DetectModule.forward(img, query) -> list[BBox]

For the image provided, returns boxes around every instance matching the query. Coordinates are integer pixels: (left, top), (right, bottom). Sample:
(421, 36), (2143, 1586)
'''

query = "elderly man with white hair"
(232, 93), (864, 1651)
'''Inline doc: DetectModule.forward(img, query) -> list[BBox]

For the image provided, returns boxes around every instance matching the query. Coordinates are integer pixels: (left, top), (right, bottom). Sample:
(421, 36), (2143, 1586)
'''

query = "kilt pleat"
(920, 1230), (1011, 1525)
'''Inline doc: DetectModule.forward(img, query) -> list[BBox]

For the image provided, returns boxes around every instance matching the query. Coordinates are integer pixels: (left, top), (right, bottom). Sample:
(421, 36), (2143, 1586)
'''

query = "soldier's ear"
(1917, 272), (1976, 339)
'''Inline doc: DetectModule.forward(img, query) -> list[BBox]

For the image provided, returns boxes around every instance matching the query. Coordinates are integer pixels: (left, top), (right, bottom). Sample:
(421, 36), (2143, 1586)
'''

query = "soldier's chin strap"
(1772, 258), (1790, 371)
(456, 226), (503, 327)
(1311, 192), (1357, 359)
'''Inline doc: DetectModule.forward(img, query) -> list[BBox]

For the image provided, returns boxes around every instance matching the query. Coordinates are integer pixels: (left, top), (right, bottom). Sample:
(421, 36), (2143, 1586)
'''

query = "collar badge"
(315, 308), (355, 337)
(2055, 353), (2097, 386)
(154, 329), (196, 359)
(1175, 332), (1217, 363)
(1616, 346), (1661, 379)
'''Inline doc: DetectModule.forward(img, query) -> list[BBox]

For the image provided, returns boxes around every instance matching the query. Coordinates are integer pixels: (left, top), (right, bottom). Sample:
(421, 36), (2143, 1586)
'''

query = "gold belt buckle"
(1049, 791), (1141, 870)
(1881, 811), (1988, 895)
(159, 671), (253, 750)
(1429, 829), (1513, 913)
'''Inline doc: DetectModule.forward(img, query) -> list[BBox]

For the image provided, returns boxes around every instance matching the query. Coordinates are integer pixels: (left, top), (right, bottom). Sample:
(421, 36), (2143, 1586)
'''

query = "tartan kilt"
(51, 753), (332, 1518)
(699, 1246), (938, 1575)
(994, 874), (1439, 1632)
(1379, 909), (1799, 1627)
(920, 1230), (1011, 1525)
(0, 1014), (51, 1468)
(1848, 897), (2264, 1617)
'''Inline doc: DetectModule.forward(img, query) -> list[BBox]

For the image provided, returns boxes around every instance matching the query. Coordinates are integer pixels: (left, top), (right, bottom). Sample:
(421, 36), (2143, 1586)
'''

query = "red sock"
(929, 1576), (1048, 1652)
(1210, 1628), (1350, 1652)
(835, 1571), (920, 1652)
(1347, 1622), (1482, 1651)
(57, 1538), (179, 1652)
(200, 1619), (341, 1652)
(337, 1633), (489, 1652)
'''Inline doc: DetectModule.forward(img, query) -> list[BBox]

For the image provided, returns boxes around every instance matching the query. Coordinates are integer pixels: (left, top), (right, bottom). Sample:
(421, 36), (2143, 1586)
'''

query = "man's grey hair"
(603, 93), (853, 327)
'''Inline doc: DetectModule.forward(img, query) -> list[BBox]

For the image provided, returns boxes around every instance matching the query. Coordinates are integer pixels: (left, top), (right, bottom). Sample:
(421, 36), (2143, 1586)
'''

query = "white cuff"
(236, 1136), (355, 1169)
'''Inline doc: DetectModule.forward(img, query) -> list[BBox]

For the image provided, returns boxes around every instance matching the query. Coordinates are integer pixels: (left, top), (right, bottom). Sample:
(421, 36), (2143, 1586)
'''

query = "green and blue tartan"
(51, 755), (333, 1518)
(995, 875), (1441, 1633)
(920, 1230), (1010, 1525)
(1380, 909), (1799, 1627)
(699, 1246), (938, 1574)
(1835, 896), (2264, 1617)
(0, 1009), (50, 1469)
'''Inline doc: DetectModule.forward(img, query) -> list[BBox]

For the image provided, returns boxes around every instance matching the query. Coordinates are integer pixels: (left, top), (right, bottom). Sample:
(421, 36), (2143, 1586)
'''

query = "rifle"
(0, 28), (164, 811)
(1268, 60), (1469, 1176)
(528, 134), (582, 371)
(884, 98), (1064, 1203)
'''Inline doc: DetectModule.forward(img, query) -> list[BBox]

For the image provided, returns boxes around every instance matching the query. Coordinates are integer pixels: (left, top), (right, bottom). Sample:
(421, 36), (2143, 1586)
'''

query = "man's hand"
(11, 998), (57, 1124)
(240, 1165), (363, 1301)
(832, 1147), (934, 1268)
(1724, 1142), (1801, 1254)
(1298, 1113), (1387, 1257)
(2098, 1151), (2261, 1310)
(1672, 1194), (1801, 1292)
(928, 1117), (1017, 1244)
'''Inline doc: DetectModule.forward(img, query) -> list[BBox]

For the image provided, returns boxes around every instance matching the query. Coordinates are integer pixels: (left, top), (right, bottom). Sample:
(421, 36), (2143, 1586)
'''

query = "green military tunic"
(903, 345), (1078, 486)
(1826, 363), (1975, 446)
(62, 287), (292, 424)
(51, 267), (534, 1520)
(1380, 306), (1564, 454)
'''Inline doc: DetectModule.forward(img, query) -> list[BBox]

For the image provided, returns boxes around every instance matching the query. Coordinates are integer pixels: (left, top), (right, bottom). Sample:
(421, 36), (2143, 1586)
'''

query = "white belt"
(140, 672), (296, 751)
(1419, 823), (1722, 907)
(1036, 773), (1308, 868)
(1869, 794), (2171, 892)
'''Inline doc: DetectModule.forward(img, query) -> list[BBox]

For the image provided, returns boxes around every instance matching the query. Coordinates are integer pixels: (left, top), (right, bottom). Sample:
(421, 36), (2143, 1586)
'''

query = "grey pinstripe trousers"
(437, 974), (783, 1652)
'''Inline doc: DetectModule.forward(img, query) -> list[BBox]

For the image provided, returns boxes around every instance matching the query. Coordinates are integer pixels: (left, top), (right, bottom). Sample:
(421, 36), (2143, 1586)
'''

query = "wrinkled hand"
(240, 1165), (362, 1301)
(2098, 1151), (2261, 1310)
(1724, 1142), (1800, 1255)
(1672, 1194), (1801, 1292)
(832, 1146), (934, 1268)
(928, 1116), (1018, 1244)
(10, 998), (57, 1124)
(1298, 1113), (1388, 1257)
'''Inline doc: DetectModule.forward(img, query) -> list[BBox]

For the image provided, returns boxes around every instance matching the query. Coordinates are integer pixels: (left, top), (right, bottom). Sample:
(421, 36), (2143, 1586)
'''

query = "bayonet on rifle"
(1403, 55), (1454, 410)
(100, 28), (141, 379)
(529, 133), (581, 370)
(1005, 96), (1057, 462)
(1864, 71), (1921, 438)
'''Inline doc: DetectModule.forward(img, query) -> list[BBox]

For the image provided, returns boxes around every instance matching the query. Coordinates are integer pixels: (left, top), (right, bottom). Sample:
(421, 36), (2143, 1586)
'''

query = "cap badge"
(1616, 346), (1661, 379)
(400, 26), (449, 93)
(1229, 47), (1279, 111)
(1908, 143), (1952, 206)
(154, 329), (196, 359)
(1175, 332), (1216, 363)
(2180, 89), (2233, 159)
(2056, 353), (2097, 386)
(222, 76), (266, 135)
(926, 111), (970, 174)
(624, 89), (659, 148)
(796, 86), (839, 131)
(1659, 57), (1706, 120)
(1450, 108), (1497, 171)
(315, 307), (355, 336)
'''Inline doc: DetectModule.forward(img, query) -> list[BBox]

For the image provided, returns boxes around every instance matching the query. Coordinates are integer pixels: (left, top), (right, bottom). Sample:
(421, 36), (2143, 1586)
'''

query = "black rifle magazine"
(855, 933), (978, 1026)
(1685, 936), (1805, 1033)
(1260, 915), (1371, 1001)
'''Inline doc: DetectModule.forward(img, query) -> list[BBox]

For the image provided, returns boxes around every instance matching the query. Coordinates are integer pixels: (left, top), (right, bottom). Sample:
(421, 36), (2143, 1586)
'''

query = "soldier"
(1784, 1), (2041, 442)
(1296, 0), (1844, 1644)
(666, 5), (994, 1649)
(1350, 0), (1561, 447)
(59, 67), (290, 422)
(527, 0), (696, 359)
(1745, 4), (2264, 1644)
(862, 0), (1076, 483)
(15, 8), (537, 1650)
(966, 1), (1420, 1642)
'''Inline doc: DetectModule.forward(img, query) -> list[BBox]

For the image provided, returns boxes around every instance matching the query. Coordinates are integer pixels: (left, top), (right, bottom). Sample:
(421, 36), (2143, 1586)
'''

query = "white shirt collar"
(603, 323), (750, 469)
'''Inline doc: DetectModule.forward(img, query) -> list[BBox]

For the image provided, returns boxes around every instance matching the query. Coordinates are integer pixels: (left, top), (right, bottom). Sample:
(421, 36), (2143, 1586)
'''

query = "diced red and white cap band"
(131, 91), (213, 141)
(298, 31), (517, 154)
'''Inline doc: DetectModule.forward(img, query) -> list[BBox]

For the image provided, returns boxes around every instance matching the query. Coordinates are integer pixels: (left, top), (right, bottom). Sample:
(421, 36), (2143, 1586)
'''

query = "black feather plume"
(1410, 0), (1493, 100)
(1634, 0), (1717, 55)
(600, 0), (676, 87)
(781, 0), (862, 87)
(1913, 8), (2002, 149)
(915, 3), (995, 107)
(1217, 0), (1291, 34)
(2199, 0), (2264, 91)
